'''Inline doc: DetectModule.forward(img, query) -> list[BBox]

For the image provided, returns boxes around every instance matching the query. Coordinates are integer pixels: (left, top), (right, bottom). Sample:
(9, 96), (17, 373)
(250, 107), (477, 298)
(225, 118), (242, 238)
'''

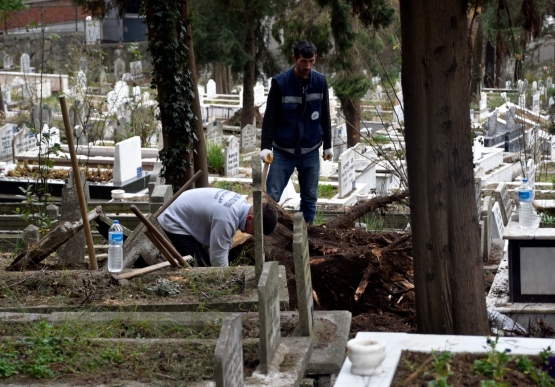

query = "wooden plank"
(113, 261), (172, 281)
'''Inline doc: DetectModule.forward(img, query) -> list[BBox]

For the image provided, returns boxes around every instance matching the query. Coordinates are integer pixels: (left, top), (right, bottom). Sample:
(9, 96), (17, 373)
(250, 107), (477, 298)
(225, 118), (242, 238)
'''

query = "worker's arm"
(261, 79), (282, 151)
(208, 220), (237, 267)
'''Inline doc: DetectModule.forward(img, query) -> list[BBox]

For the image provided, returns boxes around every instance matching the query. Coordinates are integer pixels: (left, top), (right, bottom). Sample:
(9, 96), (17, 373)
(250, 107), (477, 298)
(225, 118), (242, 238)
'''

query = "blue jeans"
(267, 148), (320, 223)
(163, 230), (211, 267)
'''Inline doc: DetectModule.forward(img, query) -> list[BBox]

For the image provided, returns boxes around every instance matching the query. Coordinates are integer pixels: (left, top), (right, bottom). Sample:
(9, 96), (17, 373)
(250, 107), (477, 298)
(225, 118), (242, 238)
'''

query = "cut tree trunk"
(7, 206), (103, 271)
(400, 0), (489, 335)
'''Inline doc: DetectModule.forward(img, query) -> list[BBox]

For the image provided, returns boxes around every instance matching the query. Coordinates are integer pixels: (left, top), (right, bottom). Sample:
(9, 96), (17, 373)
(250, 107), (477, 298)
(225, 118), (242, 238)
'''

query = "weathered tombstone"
(548, 77), (553, 90)
(130, 61), (143, 80)
(533, 81), (538, 91)
(240, 124), (257, 152)
(214, 315), (244, 387)
(114, 58), (126, 80)
(113, 136), (143, 185)
(32, 104), (52, 130)
(224, 136), (239, 177)
(470, 109), (474, 121)
(393, 104), (404, 123)
(506, 105), (516, 131)
(475, 178), (481, 219)
(333, 123), (347, 147)
(481, 196), (493, 261)
(480, 92), (487, 110)
(524, 79), (529, 90)
(492, 202), (505, 239)
(293, 212), (314, 336)
(550, 97), (555, 107)
(506, 80), (512, 89)
(494, 182), (513, 226)
(338, 148), (356, 198)
(36, 79), (52, 99)
(3, 54), (13, 70)
(46, 203), (59, 220)
(206, 119), (223, 146)
(518, 79), (524, 93)
(149, 184), (172, 214)
(254, 82), (265, 106)
(0, 124), (16, 163)
(20, 53), (30, 73)
(76, 70), (87, 91)
(13, 125), (38, 155)
(207, 79), (216, 99)
(258, 261), (281, 374)
(487, 110), (498, 136)
(23, 225), (40, 250)
(132, 86), (141, 101)
(1, 84), (11, 104)
(252, 158), (264, 282)
(500, 92), (507, 100)
(533, 93), (540, 114)
(519, 93), (526, 109)
(57, 169), (89, 266)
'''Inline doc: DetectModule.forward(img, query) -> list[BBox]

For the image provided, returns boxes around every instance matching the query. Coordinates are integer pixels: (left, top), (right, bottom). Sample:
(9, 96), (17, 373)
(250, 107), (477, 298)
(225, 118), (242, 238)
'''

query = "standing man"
(158, 188), (278, 267)
(260, 40), (332, 224)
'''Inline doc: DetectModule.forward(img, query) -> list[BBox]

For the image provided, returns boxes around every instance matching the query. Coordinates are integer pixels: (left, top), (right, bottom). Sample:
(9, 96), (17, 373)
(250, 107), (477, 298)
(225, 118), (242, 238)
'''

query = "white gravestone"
(130, 61), (143, 80)
(35, 80), (52, 99)
(524, 79), (529, 90)
(506, 105), (516, 131)
(492, 202), (505, 239)
(506, 80), (512, 89)
(258, 261), (281, 374)
(527, 159), (536, 190)
(3, 54), (13, 70)
(1, 84), (11, 104)
(550, 97), (555, 107)
(548, 77), (553, 90)
(20, 53), (30, 73)
(113, 136), (143, 185)
(480, 92), (487, 110)
(241, 124), (257, 152)
(13, 125), (38, 156)
(519, 93), (526, 109)
(517, 80), (524, 93)
(254, 82), (265, 106)
(214, 315), (244, 387)
(0, 124), (16, 163)
(224, 136), (239, 177)
(338, 148), (356, 198)
(393, 104), (404, 123)
(533, 93), (540, 114)
(206, 120), (224, 147)
(114, 58), (126, 80)
(77, 70), (87, 90)
(533, 81), (538, 91)
(333, 123), (347, 147)
(207, 79), (216, 99)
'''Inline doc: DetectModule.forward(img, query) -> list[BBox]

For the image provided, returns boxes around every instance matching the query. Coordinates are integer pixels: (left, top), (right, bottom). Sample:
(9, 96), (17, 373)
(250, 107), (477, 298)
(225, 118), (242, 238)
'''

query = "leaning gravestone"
(293, 212), (314, 337)
(0, 124), (16, 163)
(240, 124), (257, 152)
(338, 148), (356, 198)
(224, 136), (239, 177)
(214, 315), (244, 387)
(258, 261), (281, 374)
(506, 105), (516, 131)
(113, 136), (143, 185)
(57, 169), (89, 266)
(481, 196), (493, 261)
(206, 119), (223, 146)
(252, 158), (264, 282)
(494, 182), (513, 226)
(492, 202), (505, 239)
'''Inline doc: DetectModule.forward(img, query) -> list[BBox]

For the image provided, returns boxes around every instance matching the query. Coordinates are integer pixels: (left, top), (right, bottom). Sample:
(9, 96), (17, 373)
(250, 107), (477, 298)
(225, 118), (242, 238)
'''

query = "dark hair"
(262, 202), (278, 235)
(293, 41), (317, 59)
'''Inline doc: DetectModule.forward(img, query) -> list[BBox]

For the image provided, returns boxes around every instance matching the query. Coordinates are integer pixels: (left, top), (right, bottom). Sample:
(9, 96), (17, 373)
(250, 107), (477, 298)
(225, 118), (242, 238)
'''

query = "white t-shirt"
(158, 188), (251, 267)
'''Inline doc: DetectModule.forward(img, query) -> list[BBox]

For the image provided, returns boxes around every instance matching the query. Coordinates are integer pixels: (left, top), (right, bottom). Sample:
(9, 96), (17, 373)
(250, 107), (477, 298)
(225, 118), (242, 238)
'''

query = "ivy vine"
(145, 0), (196, 188)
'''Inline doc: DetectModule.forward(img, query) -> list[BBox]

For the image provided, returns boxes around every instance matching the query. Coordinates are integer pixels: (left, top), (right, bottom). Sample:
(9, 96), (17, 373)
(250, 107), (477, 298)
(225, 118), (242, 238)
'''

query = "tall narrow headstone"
(3, 54), (13, 70)
(519, 93), (526, 109)
(240, 124), (257, 152)
(224, 136), (239, 177)
(114, 58), (126, 80)
(254, 82), (265, 106)
(293, 212), (314, 336)
(533, 93), (540, 114)
(258, 261), (281, 374)
(20, 53), (30, 73)
(506, 106), (516, 131)
(0, 124), (16, 163)
(214, 315), (244, 387)
(492, 202), (505, 239)
(548, 77), (553, 90)
(1, 84), (11, 104)
(506, 80), (512, 89)
(338, 148), (356, 198)
(475, 178), (481, 219)
(480, 92), (487, 110)
(481, 196), (493, 261)
(252, 158), (264, 282)
(207, 79), (216, 99)
(532, 81), (538, 91)
(487, 111), (498, 136)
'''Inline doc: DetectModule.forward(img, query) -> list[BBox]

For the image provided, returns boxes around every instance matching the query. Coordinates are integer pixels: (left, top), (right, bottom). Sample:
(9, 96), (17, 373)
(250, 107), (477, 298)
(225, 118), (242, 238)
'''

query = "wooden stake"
(144, 230), (179, 267)
(59, 95), (97, 270)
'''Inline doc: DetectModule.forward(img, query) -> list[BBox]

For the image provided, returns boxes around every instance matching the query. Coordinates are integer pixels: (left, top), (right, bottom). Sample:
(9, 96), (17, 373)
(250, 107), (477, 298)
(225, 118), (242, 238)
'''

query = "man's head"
(292, 41), (318, 79)
(244, 202), (278, 236)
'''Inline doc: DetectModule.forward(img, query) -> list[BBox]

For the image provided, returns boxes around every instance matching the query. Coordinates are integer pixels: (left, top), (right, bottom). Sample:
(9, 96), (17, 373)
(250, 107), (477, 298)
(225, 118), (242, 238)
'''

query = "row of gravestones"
(2, 53), (34, 73)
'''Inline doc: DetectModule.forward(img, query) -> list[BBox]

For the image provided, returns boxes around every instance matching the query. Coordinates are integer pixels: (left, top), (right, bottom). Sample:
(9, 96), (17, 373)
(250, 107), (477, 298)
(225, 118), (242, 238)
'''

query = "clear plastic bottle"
(518, 178), (535, 228)
(108, 220), (124, 272)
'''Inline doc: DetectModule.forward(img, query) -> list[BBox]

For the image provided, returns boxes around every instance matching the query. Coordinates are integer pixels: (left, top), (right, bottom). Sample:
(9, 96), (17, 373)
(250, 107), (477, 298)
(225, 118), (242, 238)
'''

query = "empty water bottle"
(518, 178), (535, 228)
(108, 220), (124, 272)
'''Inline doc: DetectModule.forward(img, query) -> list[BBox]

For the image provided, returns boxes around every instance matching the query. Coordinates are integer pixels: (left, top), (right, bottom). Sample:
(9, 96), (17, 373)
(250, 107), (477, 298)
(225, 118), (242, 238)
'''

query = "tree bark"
(182, 0), (209, 188)
(345, 97), (361, 147)
(241, 25), (255, 129)
(400, 0), (489, 335)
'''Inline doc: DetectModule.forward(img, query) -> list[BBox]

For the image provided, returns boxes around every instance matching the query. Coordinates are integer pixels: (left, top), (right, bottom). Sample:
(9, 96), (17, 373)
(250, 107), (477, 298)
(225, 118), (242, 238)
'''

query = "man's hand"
(260, 149), (274, 164)
(323, 148), (334, 161)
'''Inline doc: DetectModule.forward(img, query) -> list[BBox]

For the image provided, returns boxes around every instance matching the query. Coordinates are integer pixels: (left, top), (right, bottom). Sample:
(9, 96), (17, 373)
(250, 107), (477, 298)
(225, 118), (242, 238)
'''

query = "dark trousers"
(163, 230), (211, 267)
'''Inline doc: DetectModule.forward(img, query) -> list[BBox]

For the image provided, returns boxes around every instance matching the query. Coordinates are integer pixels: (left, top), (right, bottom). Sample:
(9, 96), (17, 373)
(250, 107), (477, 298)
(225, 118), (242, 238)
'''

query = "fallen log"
(7, 206), (103, 271)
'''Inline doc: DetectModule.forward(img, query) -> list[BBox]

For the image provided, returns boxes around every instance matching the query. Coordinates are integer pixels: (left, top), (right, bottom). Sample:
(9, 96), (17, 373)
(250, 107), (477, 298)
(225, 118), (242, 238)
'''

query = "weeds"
(428, 350), (453, 387)
(540, 212), (555, 228)
(318, 184), (337, 199)
(206, 141), (225, 175)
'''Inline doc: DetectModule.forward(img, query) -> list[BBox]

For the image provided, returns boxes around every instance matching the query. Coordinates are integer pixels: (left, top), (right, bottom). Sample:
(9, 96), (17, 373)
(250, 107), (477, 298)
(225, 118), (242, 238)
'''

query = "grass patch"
(211, 180), (252, 195)
(292, 183), (337, 199)
(206, 141), (224, 175)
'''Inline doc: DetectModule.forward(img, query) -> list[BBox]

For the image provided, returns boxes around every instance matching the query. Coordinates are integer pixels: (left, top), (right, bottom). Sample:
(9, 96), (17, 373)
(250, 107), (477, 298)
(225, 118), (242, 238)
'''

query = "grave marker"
(333, 123), (347, 147)
(207, 79), (216, 99)
(548, 77), (553, 90)
(480, 92), (487, 110)
(481, 196), (493, 261)
(475, 178), (481, 219)
(393, 104), (404, 123)
(506, 105), (516, 131)
(494, 182), (513, 226)
(224, 136), (239, 177)
(240, 124), (257, 152)
(506, 80), (512, 89)
(492, 202), (505, 239)
(519, 93), (526, 109)
(258, 261), (281, 374)
(20, 53), (30, 73)
(114, 58), (126, 80)
(206, 119), (223, 146)
(254, 82), (265, 106)
(1, 84), (11, 104)
(3, 54), (13, 69)
(293, 212), (314, 336)
(130, 61), (143, 80)
(214, 315), (244, 387)
(113, 136), (142, 185)
(524, 79), (529, 90)
(527, 159), (536, 190)
(13, 125), (38, 155)
(338, 148), (356, 198)
(252, 159), (264, 282)
(0, 124), (16, 163)
(533, 93), (540, 114)
(533, 81), (538, 91)
(487, 110), (498, 136)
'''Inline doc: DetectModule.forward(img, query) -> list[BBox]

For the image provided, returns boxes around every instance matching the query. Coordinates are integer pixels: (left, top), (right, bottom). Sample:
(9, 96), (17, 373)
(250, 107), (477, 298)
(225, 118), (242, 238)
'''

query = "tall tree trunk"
(344, 97), (360, 147)
(470, 20), (484, 101)
(182, 0), (209, 188)
(400, 0), (489, 335)
(214, 63), (224, 94)
(241, 25), (255, 129)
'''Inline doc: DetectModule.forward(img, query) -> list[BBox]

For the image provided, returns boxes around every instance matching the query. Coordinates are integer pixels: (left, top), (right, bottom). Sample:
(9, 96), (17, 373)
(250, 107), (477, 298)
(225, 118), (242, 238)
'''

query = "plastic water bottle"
(108, 220), (124, 272)
(518, 178), (535, 228)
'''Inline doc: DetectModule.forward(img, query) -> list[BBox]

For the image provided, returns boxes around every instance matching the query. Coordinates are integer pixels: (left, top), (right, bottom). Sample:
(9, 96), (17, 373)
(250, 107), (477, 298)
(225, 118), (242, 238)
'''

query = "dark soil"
(391, 350), (546, 386)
